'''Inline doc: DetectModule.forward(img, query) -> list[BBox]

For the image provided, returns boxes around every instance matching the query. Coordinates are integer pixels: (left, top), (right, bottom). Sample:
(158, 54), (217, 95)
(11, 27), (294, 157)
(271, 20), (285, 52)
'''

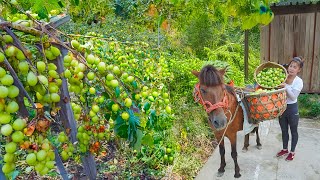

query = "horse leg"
(255, 126), (262, 150)
(217, 138), (226, 177)
(230, 134), (241, 178)
(242, 133), (249, 152)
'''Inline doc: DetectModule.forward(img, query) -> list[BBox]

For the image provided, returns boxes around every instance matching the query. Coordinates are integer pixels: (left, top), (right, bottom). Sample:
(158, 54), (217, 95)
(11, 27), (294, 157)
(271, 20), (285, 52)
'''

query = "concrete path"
(196, 118), (320, 180)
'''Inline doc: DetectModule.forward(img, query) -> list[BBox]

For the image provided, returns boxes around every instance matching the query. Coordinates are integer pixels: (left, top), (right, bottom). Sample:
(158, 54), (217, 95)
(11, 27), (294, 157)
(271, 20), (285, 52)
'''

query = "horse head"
(192, 65), (229, 131)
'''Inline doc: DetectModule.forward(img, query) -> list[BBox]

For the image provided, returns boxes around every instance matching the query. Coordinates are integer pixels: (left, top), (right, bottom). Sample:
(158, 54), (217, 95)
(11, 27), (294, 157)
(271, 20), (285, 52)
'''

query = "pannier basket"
(244, 88), (287, 122)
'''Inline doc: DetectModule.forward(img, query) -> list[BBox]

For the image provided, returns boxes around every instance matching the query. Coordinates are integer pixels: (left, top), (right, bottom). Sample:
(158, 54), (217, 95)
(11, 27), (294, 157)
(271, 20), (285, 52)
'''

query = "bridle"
(193, 83), (242, 148)
(193, 83), (229, 113)
(193, 83), (241, 126)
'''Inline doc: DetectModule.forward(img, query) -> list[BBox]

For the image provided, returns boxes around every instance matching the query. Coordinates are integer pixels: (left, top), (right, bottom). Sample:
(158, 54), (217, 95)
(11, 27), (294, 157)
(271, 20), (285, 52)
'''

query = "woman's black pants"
(279, 103), (299, 152)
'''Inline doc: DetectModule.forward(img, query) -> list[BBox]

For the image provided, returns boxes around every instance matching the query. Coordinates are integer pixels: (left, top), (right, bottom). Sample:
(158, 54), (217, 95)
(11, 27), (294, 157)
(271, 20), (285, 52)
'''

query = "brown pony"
(192, 65), (261, 178)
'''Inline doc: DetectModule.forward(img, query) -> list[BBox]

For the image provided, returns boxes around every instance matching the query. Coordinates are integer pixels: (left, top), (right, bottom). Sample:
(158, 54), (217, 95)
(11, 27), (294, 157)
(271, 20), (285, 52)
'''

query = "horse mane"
(199, 65), (223, 86)
(225, 84), (237, 98)
(200, 65), (237, 99)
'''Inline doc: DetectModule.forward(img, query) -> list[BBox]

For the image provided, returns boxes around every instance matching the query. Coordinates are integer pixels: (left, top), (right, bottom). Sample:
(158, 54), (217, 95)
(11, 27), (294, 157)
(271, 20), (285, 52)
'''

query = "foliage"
(1, 0), (278, 28)
(183, 12), (215, 57)
(67, 0), (114, 24)
(0, 7), (176, 179)
(97, 142), (167, 179)
(0, 0), (275, 179)
(205, 43), (260, 86)
(298, 94), (320, 118)
(60, 14), (161, 49)
(167, 30), (260, 101)
(1, 0), (64, 20)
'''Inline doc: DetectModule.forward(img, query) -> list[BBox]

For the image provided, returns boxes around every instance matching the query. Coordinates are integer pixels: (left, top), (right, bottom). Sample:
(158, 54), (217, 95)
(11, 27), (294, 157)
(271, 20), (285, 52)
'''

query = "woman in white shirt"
(276, 56), (304, 161)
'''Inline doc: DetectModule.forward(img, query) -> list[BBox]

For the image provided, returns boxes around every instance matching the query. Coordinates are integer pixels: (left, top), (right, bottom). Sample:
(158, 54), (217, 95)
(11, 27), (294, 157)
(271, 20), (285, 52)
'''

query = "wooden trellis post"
(53, 46), (78, 143)
(54, 45), (97, 180)
(2, 57), (33, 117)
(45, 16), (97, 180)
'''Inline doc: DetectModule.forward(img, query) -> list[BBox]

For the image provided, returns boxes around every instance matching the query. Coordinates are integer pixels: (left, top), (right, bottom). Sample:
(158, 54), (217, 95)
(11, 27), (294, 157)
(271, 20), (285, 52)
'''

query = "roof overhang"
(271, 1), (320, 15)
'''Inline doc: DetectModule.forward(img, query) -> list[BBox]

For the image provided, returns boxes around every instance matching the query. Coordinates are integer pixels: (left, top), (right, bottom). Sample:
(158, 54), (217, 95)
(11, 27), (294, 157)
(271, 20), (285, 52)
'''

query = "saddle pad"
(236, 94), (258, 135)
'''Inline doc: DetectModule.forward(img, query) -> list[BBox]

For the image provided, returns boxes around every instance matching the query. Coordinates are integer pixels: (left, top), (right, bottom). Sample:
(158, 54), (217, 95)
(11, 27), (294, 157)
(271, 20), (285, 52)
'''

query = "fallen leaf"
(25, 120), (36, 136)
(35, 103), (43, 109)
(65, 128), (71, 135)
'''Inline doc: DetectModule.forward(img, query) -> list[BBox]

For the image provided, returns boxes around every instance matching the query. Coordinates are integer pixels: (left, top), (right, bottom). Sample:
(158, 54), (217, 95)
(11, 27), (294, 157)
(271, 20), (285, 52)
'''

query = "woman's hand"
(279, 82), (286, 88)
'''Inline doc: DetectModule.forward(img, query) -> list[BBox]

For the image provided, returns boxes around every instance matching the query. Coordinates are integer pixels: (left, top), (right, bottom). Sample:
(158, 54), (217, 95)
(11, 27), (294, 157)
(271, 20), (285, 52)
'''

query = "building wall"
(260, 12), (320, 93)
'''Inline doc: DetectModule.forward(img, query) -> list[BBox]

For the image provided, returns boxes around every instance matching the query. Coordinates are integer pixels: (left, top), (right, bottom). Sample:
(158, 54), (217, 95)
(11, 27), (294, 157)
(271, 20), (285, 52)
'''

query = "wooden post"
(55, 46), (97, 180)
(158, 15), (161, 48)
(2, 58), (32, 117)
(54, 47), (78, 142)
(244, 30), (249, 82)
(46, 16), (97, 180)
(0, 160), (5, 179)
(54, 148), (70, 180)
(81, 153), (97, 180)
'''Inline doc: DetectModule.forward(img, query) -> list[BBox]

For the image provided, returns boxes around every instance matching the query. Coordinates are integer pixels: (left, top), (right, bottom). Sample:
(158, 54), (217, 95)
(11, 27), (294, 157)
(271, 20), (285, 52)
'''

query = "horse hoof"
(256, 145), (262, 150)
(242, 147), (248, 153)
(217, 172), (224, 177)
(234, 173), (241, 178)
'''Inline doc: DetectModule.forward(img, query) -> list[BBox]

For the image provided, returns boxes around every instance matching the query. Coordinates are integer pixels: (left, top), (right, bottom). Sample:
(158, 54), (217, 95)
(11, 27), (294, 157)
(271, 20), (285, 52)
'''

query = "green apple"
(92, 104), (100, 113)
(124, 98), (132, 107)
(71, 40), (80, 49)
(121, 112), (130, 120)
(12, 118), (26, 131)
(112, 104), (119, 112)
(1, 124), (13, 136)
(165, 106), (172, 114)
(88, 87), (95, 94)
(110, 80), (119, 88)
(127, 76), (134, 82)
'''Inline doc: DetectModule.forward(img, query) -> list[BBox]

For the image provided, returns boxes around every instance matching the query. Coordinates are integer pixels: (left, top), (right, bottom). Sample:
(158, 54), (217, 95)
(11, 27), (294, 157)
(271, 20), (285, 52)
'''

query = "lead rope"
(215, 86), (244, 147)
(215, 99), (241, 148)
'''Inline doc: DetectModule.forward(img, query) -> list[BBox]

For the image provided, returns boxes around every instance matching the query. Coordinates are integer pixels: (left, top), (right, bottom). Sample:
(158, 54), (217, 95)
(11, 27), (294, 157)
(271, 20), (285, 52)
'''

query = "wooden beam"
(56, 46), (97, 180)
(2, 58), (32, 117)
(54, 47), (78, 143)
(81, 154), (97, 180)
(40, 15), (97, 179)
(309, 12), (317, 92)
(268, 23), (271, 61)
(47, 14), (71, 29)
(1, 20), (36, 69)
(54, 148), (69, 180)
(271, 4), (320, 15)
(244, 30), (249, 81)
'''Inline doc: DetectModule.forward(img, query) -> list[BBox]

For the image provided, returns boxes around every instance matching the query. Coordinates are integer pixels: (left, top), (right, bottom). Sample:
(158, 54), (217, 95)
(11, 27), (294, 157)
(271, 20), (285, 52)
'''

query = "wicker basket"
(254, 62), (288, 89)
(244, 88), (287, 122)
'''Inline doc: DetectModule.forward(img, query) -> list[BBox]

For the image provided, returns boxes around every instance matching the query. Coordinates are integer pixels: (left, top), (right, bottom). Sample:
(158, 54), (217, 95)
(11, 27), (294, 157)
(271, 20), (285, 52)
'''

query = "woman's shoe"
(285, 152), (295, 161)
(276, 149), (289, 157)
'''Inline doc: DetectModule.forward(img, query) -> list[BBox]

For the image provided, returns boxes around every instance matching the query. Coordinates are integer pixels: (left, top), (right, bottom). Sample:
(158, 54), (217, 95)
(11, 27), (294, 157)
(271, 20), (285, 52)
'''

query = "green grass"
(170, 96), (214, 179)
